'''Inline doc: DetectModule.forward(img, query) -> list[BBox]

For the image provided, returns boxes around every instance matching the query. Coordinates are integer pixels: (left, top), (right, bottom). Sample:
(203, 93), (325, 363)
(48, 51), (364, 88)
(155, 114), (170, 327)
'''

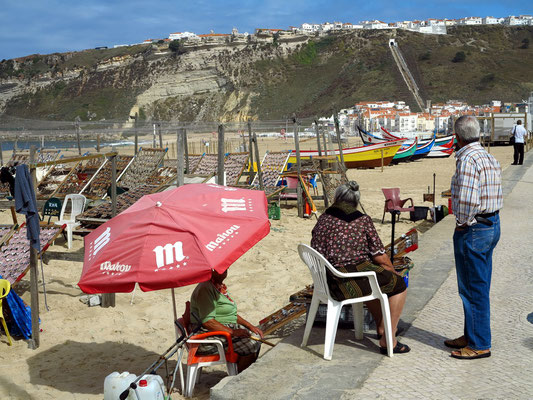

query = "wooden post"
(102, 155), (117, 308)
(314, 118), (322, 157)
(134, 113), (139, 155)
(183, 128), (189, 174)
(217, 124), (225, 185)
(96, 134), (101, 153)
(381, 149), (384, 173)
(241, 130), (247, 152)
(253, 133), (264, 191)
(0, 139), (3, 166)
(75, 119), (82, 155)
(177, 130), (185, 186)
(322, 122), (329, 156)
(293, 116), (303, 218)
(334, 112), (346, 172)
(29, 146), (40, 349)
(158, 124), (163, 149)
(248, 121), (255, 184)
(153, 124), (157, 148)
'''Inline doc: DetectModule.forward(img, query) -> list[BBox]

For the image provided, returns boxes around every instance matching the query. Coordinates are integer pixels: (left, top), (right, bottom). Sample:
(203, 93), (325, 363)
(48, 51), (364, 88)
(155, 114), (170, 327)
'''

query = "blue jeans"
(453, 214), (500, 350)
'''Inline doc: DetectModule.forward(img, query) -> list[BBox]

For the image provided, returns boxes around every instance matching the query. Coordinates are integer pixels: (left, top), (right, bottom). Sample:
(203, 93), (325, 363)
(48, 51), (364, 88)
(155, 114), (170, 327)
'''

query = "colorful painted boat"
(289, 139), (406, 169)
(410, 137), (436, 161)
(358, 126), (390, 144)
(426, 136), (454, 158)
(391, 138), (418, 164)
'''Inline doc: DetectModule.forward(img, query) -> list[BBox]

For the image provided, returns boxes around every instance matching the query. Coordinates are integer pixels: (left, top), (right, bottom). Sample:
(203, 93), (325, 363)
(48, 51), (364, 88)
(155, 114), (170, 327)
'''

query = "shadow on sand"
(27, 340), (162, 395)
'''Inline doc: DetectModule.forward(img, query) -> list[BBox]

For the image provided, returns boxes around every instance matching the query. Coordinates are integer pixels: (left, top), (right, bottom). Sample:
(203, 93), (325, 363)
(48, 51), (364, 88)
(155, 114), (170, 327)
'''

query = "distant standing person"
(510, 120), (527, 165)
(445, 116), (502, 359)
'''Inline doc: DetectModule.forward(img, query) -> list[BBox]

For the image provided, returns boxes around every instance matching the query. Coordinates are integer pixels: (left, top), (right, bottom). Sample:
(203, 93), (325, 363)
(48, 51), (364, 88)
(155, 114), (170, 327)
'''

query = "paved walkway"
(211, 151), (533, 400)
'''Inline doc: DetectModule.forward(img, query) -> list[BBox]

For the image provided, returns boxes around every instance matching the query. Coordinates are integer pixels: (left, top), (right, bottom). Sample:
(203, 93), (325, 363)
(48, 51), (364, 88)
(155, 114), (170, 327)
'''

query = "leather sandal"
(450, 347), (491, 360)
(379, 341), (411, 355)
(444, 335), (467, 349)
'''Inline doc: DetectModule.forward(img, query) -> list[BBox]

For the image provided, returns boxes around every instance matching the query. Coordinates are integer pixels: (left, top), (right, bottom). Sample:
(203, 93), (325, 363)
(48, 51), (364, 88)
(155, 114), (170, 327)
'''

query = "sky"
(1, 0), (531, 61)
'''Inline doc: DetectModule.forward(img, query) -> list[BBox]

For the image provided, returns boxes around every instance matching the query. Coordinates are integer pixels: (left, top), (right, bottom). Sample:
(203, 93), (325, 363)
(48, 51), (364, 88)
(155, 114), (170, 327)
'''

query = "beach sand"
(0, 138), (513, 399)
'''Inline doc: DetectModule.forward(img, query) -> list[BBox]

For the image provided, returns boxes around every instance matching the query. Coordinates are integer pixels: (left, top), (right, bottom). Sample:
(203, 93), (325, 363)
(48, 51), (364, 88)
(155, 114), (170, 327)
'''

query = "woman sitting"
(310, 181), (410, 354)
(190, 269), (264, 372)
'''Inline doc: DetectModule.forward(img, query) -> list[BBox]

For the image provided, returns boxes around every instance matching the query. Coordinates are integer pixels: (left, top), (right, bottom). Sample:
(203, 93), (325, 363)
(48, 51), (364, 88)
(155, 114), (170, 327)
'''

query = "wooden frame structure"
(0, 223), (64, 286)
(118, 147), (167, 190)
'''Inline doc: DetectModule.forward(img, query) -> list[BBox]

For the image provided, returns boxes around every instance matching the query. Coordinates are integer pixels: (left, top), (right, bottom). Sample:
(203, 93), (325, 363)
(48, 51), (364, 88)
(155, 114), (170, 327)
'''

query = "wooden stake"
(217, 124), (225, 185)
(381, 149), (384, 173)
(183, 128), (189, 174)
(177, 129), (185, 187)
(248, 121), (255, 184)
(134, 113), (139, 155)
(29, 146), (40, 349)
(293, 116), (303, 218)
(75, 119), (82, 156)
(314, 118), (322, 157)
(253, 133), (264, 191)
(102, 155), (117, 308)
(158, 124), (163, 149)
(334, 112), (346, 172)
(0, 139), (3, 165)
(96, 134), (101, 153)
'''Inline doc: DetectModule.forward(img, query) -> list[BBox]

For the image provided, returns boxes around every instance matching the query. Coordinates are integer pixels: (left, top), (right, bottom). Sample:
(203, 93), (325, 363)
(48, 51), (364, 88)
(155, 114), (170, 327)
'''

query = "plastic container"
(104, 372), (166, 400)
(268, 203), (281, 220)
(410, 206), (429, 221)
(104, 372), (137, 400)
(448, 197), (453, 214)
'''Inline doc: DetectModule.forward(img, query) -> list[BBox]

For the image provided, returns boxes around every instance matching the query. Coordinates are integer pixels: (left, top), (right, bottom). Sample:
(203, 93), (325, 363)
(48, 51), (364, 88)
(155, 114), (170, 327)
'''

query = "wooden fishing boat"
(391, 138), (418, 164)
(358, 126), (390, 144)
(410, 137), (436, 161)
(426, 136), (454, 158)
(288, 139), (405, 169)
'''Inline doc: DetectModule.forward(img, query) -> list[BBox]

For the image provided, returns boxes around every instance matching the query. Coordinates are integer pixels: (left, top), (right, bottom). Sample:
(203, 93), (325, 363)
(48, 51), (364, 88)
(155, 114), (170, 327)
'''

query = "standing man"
(510, 120), (527, 165)
(445, 116), (502, 359)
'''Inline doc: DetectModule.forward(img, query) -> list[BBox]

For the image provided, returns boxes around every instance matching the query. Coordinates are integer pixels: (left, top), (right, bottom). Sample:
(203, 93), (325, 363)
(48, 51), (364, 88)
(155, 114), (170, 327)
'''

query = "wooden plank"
(32, 152), (118, 168)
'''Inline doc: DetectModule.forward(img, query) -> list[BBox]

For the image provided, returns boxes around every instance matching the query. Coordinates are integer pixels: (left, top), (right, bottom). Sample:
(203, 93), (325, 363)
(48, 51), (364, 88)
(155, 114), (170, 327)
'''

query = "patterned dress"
(311, 203), (406, 301)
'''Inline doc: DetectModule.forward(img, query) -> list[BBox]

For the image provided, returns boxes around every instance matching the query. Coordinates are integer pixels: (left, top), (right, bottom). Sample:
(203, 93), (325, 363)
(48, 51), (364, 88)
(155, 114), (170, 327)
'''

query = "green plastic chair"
(42, 197), (62, 223)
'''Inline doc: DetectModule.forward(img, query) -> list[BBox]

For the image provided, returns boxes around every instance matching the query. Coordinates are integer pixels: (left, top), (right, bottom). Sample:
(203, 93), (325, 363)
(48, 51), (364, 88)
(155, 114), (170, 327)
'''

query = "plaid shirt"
(451, 142), (502, 226)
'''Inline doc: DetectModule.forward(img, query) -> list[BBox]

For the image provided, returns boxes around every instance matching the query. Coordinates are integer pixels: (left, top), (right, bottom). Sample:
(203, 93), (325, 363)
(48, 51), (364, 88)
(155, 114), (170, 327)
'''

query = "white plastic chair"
(298, 244), (394, 359)
(175, 302), (238, 398)
(55, 194), (86, 249)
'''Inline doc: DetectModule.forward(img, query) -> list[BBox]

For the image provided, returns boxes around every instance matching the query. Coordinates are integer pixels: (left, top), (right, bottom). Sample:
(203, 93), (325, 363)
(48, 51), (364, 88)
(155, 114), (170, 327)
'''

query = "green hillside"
(1, 26), (532, 121)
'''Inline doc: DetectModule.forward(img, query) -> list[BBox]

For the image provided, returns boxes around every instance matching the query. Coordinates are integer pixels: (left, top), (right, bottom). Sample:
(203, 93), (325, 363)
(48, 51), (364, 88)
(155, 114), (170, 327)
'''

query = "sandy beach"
(0, 137), (513, 399)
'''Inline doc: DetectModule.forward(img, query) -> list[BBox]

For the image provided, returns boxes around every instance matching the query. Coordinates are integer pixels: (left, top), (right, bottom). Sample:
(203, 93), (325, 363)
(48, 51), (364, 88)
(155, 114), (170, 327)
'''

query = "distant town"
(330, 99), (531, 137)
(112, 14), (533, 48)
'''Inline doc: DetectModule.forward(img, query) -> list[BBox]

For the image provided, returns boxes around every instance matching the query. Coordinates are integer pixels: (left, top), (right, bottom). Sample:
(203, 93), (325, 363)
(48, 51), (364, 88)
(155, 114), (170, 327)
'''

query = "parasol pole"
(172, 128), (186, 338)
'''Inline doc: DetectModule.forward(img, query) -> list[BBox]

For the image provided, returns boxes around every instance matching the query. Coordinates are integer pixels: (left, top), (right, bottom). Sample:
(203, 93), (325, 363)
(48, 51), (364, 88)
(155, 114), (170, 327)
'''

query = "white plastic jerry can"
(104, 371), (137, 400)
(135, 374), (166, 400)
(104, 371), (167, 400)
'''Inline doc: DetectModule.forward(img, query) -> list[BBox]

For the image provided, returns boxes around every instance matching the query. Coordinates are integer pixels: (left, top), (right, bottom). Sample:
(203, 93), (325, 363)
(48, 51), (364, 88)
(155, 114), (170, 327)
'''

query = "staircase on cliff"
(389, 39), (425, 112)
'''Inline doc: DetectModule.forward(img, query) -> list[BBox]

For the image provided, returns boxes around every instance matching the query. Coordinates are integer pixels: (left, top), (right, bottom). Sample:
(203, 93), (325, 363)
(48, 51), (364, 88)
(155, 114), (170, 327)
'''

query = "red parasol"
(78, 184), (270, 294)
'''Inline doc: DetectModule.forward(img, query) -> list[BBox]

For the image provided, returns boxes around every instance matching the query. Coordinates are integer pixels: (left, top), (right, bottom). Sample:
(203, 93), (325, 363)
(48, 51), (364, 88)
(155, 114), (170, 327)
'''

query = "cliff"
(0, 25), (532, 122)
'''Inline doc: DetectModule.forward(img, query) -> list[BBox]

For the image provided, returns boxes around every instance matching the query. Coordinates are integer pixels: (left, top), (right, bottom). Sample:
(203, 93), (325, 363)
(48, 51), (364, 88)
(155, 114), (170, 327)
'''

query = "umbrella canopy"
(78, 184), (270, 294)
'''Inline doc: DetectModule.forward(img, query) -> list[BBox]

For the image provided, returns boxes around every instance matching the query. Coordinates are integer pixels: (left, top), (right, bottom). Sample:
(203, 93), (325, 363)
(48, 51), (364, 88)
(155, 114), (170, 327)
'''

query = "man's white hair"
(455, 116), (480, 143)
